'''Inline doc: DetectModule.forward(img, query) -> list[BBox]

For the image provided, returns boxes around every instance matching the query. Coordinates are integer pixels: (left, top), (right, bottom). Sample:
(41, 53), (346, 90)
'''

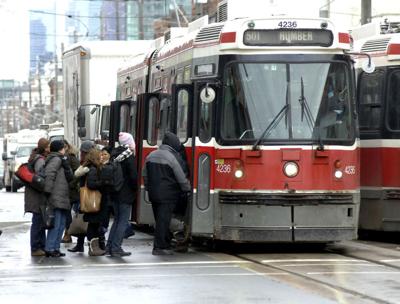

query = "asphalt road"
(1, 190), (400, 304)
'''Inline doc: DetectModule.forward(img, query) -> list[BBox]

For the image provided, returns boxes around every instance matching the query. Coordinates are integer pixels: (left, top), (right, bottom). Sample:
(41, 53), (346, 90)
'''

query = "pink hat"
(119, 132), (135, 150)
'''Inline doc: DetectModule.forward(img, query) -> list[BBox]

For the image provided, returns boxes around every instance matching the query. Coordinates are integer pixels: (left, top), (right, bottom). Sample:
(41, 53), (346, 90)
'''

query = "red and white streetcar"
(109, 1), (359, 242)
(353, 19), (400, 233)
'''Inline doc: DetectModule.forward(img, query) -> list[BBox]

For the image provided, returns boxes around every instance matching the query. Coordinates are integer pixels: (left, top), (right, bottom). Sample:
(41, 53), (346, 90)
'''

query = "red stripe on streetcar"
(220, 32), (236, 44)
(338, 32), (350, 44)
(387, 43), (400, 55)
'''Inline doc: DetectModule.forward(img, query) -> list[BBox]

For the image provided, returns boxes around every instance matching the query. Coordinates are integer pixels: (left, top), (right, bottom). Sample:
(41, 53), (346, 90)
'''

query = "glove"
(74, 165), (90, 177)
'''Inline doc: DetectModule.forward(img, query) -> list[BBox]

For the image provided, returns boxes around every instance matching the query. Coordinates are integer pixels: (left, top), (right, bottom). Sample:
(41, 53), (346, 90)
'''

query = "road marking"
(282, 263), (382, 267)
(308, 271), (400, 275)
(0, 260), (251, 271)
(0, 272), (290, 281)
(262, 259), (359, 263)
(82, 260), (252, 268)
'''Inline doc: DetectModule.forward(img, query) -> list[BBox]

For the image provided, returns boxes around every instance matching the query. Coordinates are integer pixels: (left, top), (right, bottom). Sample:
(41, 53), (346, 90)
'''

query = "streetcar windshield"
(220, 62), (354, 144)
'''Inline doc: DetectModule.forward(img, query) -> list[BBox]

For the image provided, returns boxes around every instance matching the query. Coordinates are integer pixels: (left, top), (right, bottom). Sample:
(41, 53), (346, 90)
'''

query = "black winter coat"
(67, 153), (80, 203)
(81, 166), (109, 223)
(144, 133), (190, 204)
(110, 146), (138, 205)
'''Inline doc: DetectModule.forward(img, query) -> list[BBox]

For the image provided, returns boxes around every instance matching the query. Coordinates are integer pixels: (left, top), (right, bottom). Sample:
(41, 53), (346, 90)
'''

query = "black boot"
(68, 235), (85, 252)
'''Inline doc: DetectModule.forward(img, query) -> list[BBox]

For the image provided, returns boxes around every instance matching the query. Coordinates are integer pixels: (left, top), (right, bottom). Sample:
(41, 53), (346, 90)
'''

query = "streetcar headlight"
(283, 162), (299, 178)
(234, 169), (244, 179)
(334, 170), (343, 179)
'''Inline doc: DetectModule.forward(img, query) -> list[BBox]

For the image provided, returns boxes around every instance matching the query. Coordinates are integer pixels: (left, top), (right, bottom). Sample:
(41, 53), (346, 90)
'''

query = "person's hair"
(83, 149), (102, 169)
(63, 139), (78, 156)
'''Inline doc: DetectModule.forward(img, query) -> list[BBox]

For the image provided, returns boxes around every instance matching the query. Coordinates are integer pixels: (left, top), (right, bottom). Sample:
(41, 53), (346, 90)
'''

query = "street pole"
(139, 0), (144, 39)
(361, 0), (372, 25)
(319, 0), (330, 18)
(116, 0), (120, 40)
(54, 1), (57, 119)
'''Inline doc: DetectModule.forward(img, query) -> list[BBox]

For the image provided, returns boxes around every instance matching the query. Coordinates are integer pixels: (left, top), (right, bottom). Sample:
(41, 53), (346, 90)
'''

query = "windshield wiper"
(299, 77), (314, 131)
(252, 103), (289, 150)
(298, 77), (324, 150)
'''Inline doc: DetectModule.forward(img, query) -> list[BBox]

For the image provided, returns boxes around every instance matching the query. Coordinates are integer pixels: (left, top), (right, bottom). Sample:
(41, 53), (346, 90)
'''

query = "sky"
(0, 0), (399, 82)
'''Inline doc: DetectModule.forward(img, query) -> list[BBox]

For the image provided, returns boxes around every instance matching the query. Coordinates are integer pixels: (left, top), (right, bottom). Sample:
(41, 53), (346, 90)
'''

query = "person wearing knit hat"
(80, 140), (95, 153)
(50, 140), (65, 153)
(25, 137), (50, 257)
(106, 132), (138, 257)
(43, 138), (73, 257)
(119, 132), (135, 152)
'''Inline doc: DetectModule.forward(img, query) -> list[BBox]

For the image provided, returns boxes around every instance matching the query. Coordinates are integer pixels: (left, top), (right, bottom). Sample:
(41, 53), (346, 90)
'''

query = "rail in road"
(1, 190), (400, 303)
(208, 241), (400, 304)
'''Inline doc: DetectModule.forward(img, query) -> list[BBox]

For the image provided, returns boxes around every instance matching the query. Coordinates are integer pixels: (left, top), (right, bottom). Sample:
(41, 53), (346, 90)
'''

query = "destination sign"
(243, 29), (333, 47)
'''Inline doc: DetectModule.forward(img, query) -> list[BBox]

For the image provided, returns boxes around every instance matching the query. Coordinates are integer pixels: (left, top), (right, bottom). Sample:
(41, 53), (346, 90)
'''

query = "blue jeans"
(30, 212), (46, 252)
(45, 209), (67, 252)
(107, 202), (131, 252)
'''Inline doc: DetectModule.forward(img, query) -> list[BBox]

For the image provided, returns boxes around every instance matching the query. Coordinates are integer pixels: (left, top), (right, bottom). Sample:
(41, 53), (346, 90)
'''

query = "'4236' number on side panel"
(278, 21), (298, 28)
(216, 164), (231, 174)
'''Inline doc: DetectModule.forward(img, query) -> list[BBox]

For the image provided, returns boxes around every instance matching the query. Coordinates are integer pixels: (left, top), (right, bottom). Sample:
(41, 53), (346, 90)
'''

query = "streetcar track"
(230, 253), (395, 304)
(325, 248), (400, 272)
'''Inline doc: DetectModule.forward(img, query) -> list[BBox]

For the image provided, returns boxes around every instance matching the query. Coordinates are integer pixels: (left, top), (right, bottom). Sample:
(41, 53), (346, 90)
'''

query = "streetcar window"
(358, 69), (385, 130)
(184, 66), (191, 84)
(177, 89), (189, 143)
(100, 106), (110, 137)
(176, 69), (184, 84)
(147, 98), (160, 146)
(387, 71), (400, 131)
(158, 98), (172, 143)
(129, 103), (137, 138)
(119, 104), (130, 133)
(199, 87), (213, 143)
(220, 62), (354, 143)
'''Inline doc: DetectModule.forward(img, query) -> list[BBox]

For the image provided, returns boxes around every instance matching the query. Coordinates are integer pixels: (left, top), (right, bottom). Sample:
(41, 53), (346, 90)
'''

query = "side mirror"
(10, 151), (17, 156)
(101, 130), (109, 140)
(2, 152), (8, 161)
(78, 127), (87, 138)
(77, 107), (85, 127)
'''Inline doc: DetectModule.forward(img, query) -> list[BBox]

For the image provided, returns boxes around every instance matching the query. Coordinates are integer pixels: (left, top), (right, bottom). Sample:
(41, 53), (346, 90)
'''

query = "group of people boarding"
(25, 131), (190, 258)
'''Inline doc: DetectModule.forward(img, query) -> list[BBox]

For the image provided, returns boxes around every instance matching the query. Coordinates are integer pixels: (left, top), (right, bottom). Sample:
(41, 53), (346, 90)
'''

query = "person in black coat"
(80, 149), (109, 256)
(144, 131), (191, 255)
(106, 132), (138, 257)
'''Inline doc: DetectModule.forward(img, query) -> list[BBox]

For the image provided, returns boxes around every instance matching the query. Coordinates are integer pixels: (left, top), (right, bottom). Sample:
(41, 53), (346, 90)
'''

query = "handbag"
(80, 182), (102, 213)
(40, 201), (55, 230)
(68, 212), (88, 236)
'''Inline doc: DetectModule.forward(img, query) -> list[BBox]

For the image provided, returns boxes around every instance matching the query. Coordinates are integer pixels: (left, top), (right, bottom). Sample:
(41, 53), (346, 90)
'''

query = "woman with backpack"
(24, 138), (50, 257)
(43, 140), (74, 257)
(106, 132), (138, 257)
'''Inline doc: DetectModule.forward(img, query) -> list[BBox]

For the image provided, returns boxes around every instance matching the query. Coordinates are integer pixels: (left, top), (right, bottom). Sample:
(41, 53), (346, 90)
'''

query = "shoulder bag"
(80, 181), (102, 213)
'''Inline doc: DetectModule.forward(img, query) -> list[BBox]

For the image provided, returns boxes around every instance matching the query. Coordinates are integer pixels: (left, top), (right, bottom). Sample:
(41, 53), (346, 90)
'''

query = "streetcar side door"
(136, 92), (172, 225)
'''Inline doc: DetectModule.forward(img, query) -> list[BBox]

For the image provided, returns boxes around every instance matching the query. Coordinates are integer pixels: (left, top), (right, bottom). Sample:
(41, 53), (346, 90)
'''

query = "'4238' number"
(278, 21), (298, 28)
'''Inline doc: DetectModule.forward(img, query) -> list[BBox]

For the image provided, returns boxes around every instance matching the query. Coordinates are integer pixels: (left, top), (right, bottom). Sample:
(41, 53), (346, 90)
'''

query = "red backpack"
(15, 156), (46, 192)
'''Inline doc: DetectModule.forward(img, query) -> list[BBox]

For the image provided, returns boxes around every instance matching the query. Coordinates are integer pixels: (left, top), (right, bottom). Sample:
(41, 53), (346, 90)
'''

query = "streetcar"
(108, 2), (360, 242)
(352, 19), (400, 233)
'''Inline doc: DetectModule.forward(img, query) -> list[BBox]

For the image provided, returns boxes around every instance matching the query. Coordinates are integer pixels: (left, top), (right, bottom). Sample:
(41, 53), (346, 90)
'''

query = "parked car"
(11, 144), (36, 191)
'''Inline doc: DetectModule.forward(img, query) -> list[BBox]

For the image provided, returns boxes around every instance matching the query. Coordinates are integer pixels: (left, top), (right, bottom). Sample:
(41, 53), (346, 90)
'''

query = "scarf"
(114, 145), (133, 163)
